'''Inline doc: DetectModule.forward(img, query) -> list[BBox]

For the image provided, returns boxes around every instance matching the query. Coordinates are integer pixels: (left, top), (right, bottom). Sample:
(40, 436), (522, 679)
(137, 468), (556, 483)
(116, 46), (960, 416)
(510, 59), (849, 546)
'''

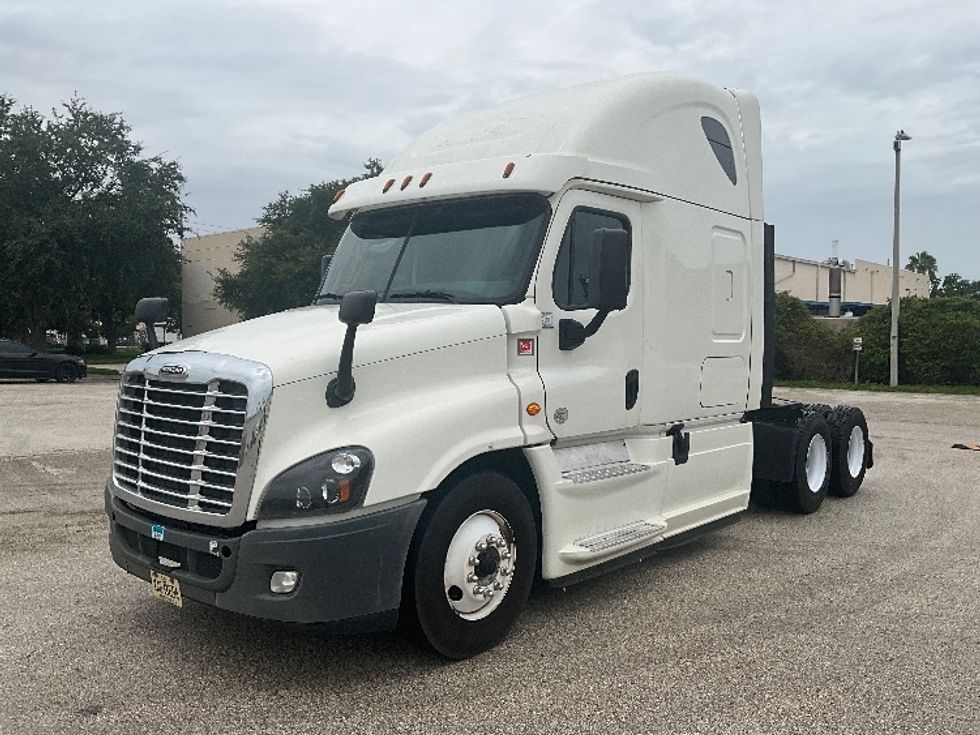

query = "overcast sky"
(2, 0), (978, 278)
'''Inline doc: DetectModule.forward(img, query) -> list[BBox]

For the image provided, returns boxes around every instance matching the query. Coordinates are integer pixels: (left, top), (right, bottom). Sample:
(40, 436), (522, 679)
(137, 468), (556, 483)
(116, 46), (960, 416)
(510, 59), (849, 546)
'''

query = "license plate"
(149, 569), (183, 608)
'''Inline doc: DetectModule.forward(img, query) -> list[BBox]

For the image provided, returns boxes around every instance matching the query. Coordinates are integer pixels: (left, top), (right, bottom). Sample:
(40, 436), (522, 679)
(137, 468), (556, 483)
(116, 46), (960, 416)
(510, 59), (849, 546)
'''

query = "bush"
(849, 297), (980, 385)
(774, 292), (852, 381)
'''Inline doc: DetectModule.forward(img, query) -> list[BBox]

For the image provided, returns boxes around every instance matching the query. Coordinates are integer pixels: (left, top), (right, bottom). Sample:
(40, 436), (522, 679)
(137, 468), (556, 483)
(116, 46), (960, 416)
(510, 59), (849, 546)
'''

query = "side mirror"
(326, 290), (378, 407)
(339, 290), (377, 326)
(559, 229), (630, 350)
(135, 297), (169, 350)
(595, 228), (629, 312)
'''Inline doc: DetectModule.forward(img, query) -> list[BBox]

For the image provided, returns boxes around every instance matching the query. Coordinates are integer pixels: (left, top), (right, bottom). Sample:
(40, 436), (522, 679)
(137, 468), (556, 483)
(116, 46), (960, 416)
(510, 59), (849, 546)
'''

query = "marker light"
(270, 570), (299, 594)
(526, 402), (541, 416)
(382, 178), (395, 193)
(419, 172), (432, 187)
(503, 162), (515, 178)
(400, 175), (413, 190)
(331, 188), (345, 204)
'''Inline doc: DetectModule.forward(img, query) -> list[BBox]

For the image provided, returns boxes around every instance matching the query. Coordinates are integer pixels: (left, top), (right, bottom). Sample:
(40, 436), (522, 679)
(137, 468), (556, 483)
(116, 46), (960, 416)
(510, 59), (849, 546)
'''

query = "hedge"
(774, 293), (980, 386)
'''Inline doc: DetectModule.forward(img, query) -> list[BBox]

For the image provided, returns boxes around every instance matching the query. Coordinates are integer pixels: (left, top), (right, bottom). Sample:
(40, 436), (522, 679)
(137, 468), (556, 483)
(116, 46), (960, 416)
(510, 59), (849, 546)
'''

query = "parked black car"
(0, 339), (87, 382)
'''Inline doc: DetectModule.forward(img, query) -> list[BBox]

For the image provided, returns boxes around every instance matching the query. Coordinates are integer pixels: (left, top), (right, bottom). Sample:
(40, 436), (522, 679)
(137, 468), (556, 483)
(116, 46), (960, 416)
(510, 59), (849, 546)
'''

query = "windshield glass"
(317, 194), (551, 305)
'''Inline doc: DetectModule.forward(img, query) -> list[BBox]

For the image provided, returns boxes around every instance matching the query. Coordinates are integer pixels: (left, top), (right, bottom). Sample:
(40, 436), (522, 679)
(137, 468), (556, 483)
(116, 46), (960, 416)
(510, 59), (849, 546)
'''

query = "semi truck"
(107, 73), (873, 659)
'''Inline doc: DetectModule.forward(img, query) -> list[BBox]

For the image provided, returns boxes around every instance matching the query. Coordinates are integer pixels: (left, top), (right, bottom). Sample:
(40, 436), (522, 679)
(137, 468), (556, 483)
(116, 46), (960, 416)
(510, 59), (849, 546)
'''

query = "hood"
(151, 303), (507, 387)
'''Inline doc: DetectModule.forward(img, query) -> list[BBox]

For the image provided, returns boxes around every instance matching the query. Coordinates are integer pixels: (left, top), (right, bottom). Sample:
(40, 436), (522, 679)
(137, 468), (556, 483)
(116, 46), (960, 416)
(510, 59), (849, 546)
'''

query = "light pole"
(890, 129), (911, 387)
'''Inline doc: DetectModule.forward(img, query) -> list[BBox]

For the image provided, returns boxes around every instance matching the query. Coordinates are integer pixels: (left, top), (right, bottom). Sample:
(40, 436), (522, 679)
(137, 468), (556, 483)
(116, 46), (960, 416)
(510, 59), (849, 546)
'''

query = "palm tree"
(906, 250), (939, 295)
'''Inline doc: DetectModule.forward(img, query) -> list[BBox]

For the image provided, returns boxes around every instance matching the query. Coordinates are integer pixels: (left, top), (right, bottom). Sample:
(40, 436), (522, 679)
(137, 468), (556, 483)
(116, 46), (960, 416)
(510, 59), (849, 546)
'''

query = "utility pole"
(890, 130), (911, 387)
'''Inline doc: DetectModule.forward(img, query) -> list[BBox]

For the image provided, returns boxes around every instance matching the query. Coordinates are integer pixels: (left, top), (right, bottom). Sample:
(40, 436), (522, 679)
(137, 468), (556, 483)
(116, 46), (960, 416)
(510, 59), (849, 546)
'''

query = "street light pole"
(890, 130), (911, 387)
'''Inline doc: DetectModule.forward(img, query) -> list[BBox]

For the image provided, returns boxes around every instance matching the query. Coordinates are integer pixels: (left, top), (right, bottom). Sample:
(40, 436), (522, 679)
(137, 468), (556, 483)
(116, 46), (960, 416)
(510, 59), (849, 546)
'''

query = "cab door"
(535, 191), (644, 439)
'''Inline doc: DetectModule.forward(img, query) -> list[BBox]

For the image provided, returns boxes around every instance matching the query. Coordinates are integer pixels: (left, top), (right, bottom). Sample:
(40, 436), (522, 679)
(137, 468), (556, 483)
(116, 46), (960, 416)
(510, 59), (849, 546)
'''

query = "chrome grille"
(113, 374), (249, 515)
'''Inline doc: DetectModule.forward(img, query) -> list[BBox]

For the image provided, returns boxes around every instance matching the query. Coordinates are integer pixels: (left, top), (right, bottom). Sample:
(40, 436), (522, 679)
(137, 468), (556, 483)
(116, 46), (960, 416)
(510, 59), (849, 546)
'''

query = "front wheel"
(55, 364), (76, 383)
(403, 471), (537, 659)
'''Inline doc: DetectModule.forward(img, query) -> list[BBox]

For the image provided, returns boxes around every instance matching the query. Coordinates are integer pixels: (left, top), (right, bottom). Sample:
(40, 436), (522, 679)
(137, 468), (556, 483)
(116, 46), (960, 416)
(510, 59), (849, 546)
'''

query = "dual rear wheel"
(778, 405), (869, 514)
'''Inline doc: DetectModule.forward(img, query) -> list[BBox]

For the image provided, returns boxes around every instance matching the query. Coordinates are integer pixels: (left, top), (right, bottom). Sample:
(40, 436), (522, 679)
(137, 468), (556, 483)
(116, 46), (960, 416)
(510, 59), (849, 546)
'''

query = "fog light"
(270, 570), (299, 594)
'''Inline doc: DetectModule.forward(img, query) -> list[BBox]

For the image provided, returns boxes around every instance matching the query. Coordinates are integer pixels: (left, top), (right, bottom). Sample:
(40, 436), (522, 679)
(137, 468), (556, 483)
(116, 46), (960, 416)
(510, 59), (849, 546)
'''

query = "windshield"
(316, 194), (551, 305)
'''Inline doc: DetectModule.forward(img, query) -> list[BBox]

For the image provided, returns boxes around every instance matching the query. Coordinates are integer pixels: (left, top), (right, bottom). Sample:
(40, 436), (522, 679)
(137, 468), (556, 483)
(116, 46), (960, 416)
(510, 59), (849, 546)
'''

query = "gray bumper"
(107, 483), (425, 629)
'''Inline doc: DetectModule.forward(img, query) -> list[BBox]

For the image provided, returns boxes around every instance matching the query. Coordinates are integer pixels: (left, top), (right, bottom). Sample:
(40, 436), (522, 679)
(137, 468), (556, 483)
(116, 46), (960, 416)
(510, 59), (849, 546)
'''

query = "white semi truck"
(107, 73), (873, 658)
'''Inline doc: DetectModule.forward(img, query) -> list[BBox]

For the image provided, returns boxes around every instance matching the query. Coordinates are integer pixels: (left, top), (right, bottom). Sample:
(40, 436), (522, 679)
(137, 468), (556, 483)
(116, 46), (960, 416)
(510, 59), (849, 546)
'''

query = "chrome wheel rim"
(443, 510), (516, 621)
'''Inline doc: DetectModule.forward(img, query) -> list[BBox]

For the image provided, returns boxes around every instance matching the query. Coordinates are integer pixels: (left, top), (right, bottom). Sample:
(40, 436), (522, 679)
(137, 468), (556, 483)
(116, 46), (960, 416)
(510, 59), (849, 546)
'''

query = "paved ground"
(1, 380), (978, 734)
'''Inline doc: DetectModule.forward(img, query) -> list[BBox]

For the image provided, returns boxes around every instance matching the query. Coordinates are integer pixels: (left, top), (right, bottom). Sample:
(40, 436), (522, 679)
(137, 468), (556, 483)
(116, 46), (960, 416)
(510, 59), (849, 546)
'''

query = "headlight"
(257, 447), (374, 519)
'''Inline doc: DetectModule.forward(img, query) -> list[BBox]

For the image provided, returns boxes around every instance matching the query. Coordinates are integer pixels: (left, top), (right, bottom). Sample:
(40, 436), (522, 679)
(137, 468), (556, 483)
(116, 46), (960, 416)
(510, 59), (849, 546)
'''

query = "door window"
(552, 208), (630, 310)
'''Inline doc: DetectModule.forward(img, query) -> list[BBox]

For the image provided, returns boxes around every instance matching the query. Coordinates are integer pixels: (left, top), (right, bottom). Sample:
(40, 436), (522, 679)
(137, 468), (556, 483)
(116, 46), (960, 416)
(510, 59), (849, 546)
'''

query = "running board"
(559, 519), (667, 562)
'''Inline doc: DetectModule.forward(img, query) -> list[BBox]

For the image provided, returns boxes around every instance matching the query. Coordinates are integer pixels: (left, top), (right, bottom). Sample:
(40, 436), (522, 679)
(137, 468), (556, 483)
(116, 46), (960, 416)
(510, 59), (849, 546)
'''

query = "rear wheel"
(403, 471), (536, 659)
(828, 405), (868, 497)
(784, 411), (832, 514)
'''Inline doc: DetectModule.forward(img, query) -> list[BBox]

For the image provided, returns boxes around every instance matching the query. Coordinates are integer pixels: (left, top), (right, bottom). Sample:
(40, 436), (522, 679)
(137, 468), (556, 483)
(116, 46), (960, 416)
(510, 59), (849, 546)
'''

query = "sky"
(2, 0), (978, 278)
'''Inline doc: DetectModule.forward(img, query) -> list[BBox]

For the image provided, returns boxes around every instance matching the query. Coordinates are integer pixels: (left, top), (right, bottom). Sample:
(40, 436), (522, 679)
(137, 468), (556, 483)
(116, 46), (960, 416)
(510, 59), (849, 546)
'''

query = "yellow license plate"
(149, 569), (183, 608)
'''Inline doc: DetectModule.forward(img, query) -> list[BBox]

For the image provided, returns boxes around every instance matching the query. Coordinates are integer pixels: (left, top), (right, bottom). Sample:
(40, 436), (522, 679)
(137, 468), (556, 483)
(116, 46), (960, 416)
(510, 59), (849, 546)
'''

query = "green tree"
(935, 272), (980, 298)
(0, 95), (189, 347)
(214, 159), (382, 318)
(905, 250), (939, 295)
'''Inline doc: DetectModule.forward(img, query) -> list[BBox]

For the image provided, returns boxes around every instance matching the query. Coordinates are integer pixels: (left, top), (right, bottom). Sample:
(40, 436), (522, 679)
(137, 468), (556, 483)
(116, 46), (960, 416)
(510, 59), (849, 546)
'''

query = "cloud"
(1, 0), (978, 275)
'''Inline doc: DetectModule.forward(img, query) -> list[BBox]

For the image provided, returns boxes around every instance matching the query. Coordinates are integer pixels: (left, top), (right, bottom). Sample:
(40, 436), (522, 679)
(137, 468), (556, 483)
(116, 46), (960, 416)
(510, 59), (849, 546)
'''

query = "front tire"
(55, 364), (76, 383)
(403, 471), (537, 659)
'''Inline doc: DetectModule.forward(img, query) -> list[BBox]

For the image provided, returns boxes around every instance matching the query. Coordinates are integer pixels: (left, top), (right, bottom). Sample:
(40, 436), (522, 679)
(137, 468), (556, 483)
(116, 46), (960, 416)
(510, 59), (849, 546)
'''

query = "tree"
(905, 250), (939, 295)
(214, 159), (382, 318)
(935, 273), (980, 298)
(0, 95), (189, 347)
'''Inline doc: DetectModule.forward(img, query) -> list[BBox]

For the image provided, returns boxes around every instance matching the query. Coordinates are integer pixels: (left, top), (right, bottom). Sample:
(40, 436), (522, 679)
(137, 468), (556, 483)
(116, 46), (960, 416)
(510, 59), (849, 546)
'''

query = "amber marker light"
(331, 188), (346, 204)
(503, 162), (515, 178)
(526, 402), (541, 416)
(419, 172), (432, 187)
(382, 178), (395, 193)
(400, 175), (413, 190)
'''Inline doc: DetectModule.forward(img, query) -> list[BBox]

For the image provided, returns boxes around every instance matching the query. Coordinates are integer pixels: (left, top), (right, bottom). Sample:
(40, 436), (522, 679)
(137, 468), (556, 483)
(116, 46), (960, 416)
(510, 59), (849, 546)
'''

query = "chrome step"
(561, 461), (650, 484)
(559, 519), (667, 561)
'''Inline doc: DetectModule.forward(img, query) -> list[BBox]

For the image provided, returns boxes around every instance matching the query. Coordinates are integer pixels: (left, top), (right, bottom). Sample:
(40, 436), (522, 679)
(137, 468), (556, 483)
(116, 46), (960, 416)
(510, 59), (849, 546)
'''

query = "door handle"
(625, 369), (639, 410)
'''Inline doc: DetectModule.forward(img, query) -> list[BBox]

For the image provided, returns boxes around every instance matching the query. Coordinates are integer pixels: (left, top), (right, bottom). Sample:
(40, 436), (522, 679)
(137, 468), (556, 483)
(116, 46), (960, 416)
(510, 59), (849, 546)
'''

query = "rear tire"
(828, 405), (868, 497)
(403, 471), (536, 659)
(784, 411), (832, 514)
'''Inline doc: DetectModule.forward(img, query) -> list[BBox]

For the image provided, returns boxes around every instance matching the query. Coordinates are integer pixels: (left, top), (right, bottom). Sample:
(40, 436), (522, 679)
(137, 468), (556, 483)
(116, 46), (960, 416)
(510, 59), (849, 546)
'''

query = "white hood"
(157, 303), (508, 387)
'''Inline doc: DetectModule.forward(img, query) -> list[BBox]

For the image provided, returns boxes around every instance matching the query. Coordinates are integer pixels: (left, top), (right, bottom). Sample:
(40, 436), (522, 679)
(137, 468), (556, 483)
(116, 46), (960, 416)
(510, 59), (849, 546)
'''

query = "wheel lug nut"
(467, 556), (477, 566)
(473, 585), (484, 596)
(484, 589), (494, 599)
(496, 538), (507, 548)
(466, 573), (478, 583)
(501, 551), (511, 560)
(476, 541), (487, 552)
(499, 567), (510, 576)
(493, 581), (504, 590)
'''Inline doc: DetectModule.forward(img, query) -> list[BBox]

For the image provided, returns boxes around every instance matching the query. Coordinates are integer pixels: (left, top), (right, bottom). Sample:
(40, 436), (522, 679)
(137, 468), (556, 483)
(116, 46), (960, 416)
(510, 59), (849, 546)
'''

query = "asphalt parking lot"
(1, 378), (978, 734)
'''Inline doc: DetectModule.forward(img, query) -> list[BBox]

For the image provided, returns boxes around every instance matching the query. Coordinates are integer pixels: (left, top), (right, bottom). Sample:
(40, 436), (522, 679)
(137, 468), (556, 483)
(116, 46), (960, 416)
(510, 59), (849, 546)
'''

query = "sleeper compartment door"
(535, 191), (643, 439)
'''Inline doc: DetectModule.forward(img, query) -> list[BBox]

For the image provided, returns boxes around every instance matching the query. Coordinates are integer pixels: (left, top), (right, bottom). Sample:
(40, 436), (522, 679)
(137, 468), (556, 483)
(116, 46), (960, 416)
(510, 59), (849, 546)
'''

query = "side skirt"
(544, 510), (746, 588)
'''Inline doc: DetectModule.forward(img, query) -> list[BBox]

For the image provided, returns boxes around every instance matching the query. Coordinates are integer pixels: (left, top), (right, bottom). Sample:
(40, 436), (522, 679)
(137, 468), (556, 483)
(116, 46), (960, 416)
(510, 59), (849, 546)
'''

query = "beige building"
(775, 254), (929, 312)
(182, 227), (930, 336)
(182, 227), (264, 337)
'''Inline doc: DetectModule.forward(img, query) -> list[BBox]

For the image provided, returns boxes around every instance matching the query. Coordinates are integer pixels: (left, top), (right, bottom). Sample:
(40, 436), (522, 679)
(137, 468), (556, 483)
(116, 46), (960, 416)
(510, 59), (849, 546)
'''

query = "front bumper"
(106, 483), (425, 629)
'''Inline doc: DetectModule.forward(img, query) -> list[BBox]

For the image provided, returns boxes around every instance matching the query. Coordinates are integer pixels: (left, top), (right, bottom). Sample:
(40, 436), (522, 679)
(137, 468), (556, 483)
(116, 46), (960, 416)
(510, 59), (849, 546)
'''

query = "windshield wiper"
(313, 292), (344, 304)
(387, 290), (458, 303)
